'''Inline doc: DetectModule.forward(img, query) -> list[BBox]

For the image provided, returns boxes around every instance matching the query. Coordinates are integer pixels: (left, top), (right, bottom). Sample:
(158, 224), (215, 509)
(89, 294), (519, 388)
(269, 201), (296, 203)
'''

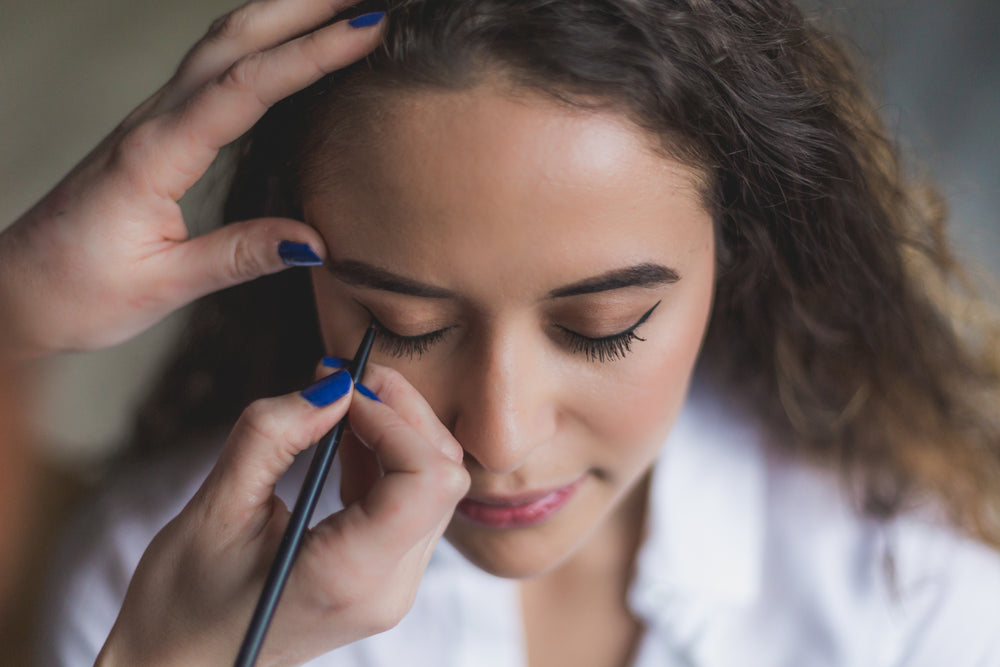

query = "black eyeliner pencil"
(233, 323), (378, 667)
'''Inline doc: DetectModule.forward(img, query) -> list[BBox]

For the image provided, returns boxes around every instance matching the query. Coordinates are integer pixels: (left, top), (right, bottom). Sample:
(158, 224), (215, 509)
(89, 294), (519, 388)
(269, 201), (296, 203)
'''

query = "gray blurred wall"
(1, 0), (997, 461)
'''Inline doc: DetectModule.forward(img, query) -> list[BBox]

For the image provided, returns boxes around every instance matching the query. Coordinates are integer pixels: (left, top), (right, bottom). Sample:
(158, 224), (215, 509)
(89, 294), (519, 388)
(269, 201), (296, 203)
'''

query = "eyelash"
(373, 324), (453, 360)
(366, 301), (661, 362)
(555, 301), (661, 363)
(358, 305), (453, 360)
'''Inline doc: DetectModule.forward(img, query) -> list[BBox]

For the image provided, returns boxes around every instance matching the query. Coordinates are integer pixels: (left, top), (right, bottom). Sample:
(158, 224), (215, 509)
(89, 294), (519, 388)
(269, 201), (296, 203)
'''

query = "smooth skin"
(0, 1), (468, 665)
(306, 88), (716, 667)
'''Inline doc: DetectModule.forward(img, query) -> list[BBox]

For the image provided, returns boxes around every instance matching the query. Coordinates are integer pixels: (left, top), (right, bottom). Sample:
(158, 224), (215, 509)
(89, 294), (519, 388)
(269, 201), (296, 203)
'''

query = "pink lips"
(456, 478), (584, 529)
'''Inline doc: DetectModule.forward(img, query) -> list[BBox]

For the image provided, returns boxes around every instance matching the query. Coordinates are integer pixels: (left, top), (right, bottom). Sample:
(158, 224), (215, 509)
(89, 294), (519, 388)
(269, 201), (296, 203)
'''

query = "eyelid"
(373, 318), (456, 341)
(355, 300), (453, 337)
(554, 301), (661, 363)
(555, 300), (661, 341)
(356, 300), (456, 360)
(353, 298), (659, 363)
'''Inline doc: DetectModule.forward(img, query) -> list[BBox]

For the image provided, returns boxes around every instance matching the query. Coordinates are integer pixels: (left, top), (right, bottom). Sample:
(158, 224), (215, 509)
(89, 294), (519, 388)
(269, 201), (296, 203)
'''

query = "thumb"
(169, 217), (326, 302)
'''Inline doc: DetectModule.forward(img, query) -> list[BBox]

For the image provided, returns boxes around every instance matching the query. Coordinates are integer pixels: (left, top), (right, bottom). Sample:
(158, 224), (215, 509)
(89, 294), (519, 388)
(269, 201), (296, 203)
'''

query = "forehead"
(302, 86), (712, 298)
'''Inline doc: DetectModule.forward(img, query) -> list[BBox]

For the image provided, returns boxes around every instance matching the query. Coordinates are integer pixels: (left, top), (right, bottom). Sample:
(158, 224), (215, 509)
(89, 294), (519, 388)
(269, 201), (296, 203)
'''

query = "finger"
(338, 431), (382, 508)
(166, 0), (367, 106)
(154, 14), (385, 199)
(316, 359), (383, 508)
(328, 397), (469, 549)
(360, 363), (464, 463)
(203, 370), (354, 522)
(163, 217), (326, 303)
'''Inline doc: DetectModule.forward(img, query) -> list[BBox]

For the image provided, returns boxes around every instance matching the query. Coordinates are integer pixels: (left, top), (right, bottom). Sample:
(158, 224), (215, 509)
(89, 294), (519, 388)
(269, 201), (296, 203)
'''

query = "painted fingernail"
(348, 11), (385, 28)
(301, 369), (351, 407)
(278, 241), (323, 266)
(322, 356), (349, 369)
(356, 382), (382, 403)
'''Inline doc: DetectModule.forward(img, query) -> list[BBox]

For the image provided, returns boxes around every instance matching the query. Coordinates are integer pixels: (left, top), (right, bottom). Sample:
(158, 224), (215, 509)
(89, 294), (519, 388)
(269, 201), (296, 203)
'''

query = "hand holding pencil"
(97, 360), (468, 667)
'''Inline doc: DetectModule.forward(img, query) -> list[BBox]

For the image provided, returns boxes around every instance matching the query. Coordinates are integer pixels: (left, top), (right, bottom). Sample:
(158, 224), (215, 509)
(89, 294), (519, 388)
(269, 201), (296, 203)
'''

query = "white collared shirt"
(39, 382), (1000, 666)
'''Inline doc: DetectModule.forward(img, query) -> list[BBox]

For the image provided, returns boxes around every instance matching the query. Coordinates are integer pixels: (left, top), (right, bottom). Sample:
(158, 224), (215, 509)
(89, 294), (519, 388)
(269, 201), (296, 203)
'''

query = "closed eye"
(555, 301), (660, 362)
(356, 300), (660, 363)
(358, 303), (455, 360)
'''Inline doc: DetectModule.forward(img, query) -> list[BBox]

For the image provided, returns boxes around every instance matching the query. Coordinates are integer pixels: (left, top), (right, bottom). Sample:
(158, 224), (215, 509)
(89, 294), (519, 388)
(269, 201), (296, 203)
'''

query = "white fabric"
(38, 382), (1000, 666)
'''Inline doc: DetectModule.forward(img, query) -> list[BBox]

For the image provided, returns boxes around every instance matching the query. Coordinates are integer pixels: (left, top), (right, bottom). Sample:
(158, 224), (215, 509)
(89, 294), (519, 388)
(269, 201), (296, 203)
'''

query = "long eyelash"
(374, 323), (450, 360)
(562, 330), (644, 363)
(357, 304), (453, 360)
(360, 300), (661, 362)
(557, 301), (661, 363)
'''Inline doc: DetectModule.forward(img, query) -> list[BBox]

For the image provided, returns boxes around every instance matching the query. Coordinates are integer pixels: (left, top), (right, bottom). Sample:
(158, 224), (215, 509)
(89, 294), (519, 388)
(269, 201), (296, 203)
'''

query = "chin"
(443, 521), (583, 579)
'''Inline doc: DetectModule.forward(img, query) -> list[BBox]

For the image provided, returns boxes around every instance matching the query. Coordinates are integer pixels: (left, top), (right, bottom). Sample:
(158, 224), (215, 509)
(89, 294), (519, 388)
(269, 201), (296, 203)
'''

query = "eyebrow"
(326, 260), (679, 299)
(546, 263), (680, 298)
(327, 260), (456, 298)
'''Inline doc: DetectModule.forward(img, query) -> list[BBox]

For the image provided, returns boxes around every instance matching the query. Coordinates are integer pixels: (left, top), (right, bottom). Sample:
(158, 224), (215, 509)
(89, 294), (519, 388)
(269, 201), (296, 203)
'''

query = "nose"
(448, 328), (557, 475)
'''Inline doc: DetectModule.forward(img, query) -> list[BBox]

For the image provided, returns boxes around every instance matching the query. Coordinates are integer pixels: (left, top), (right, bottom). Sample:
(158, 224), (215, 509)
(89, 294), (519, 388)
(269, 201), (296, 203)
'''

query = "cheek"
(585, 343), (697, 471)
(581, 285), (713, 469)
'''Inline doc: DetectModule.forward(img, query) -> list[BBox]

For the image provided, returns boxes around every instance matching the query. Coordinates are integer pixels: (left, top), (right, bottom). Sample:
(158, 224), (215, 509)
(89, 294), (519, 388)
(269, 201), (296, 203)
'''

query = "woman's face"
(304, 85), (715, 578)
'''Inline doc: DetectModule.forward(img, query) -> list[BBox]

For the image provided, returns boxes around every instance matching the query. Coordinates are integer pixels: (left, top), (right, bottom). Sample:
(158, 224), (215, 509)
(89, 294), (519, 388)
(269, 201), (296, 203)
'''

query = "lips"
(455, 478), (584, 529)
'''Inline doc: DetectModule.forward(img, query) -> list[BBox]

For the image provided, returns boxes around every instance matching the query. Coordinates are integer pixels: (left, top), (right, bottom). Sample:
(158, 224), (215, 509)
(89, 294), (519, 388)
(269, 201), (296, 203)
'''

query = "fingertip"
(278, 240), (324, 267)
(347, 11), (386, 29)
(301, 369), (353, 407)
(441, 440), (465, 465)
(247, 218), (327, 274)
(356, 382), (382, 403)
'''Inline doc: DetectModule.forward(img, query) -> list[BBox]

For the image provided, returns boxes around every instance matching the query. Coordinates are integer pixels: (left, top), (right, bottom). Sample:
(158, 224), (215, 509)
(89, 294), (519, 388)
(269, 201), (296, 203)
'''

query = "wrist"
(0, 217), (65, 362)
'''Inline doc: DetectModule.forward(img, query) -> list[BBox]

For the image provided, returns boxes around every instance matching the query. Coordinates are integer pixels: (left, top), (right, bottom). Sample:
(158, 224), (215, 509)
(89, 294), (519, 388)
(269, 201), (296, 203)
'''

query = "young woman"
(34, 0), (1000, 665)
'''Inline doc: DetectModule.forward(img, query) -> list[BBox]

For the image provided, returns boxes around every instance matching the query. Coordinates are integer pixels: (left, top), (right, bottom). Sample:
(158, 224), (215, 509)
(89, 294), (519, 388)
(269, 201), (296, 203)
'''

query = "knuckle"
(297, 32), (332, 78)
(433, 462), (472, 500)
(239, 397), (283, 439)
(226, 231), (266, 283)
(111, 121), (159, 173)
(206, 4), (257, 42)
(220, 54), (261, 93)
(366, 600), (408, 634)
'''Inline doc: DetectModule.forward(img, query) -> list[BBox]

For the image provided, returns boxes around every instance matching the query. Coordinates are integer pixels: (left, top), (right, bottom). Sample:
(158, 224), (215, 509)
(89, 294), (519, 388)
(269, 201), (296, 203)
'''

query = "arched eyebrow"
(326, 260), (679, 299)
(327, 260), (455, 298)
(546, 263), (680, 298)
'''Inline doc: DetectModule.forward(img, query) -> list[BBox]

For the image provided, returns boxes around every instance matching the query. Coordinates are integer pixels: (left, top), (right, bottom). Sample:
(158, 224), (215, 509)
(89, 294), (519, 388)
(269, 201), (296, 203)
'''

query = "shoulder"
(880, 510), (1000, 664)
(764, 449), (1000, 665)
(634, 379), (1000, 666)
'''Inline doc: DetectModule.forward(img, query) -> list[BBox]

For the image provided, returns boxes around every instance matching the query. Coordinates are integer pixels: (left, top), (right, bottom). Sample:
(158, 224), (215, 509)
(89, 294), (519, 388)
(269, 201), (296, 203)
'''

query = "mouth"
(455, 478), (584, 529)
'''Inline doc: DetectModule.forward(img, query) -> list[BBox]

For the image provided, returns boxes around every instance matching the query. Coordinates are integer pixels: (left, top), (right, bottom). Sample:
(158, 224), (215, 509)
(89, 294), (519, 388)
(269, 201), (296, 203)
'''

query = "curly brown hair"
(131, 0), (1000, 547)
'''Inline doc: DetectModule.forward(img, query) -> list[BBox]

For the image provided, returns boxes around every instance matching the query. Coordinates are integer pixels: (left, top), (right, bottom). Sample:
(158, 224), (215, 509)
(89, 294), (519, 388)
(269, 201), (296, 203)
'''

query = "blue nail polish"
(348, 11), (385, 28)
(321, 356), (349, 369)
(278, 241), (323, 267)
(301, 369), (352, 407)
(356, 382), (382, 403)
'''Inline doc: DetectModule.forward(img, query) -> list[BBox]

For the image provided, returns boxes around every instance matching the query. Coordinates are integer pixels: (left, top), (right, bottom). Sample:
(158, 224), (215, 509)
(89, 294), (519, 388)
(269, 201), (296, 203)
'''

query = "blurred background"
(0, 0), (997, 663)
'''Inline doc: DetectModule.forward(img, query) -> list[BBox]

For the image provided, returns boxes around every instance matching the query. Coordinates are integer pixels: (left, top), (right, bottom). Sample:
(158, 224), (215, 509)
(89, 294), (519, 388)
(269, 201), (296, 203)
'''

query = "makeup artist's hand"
(0, 0), (385, 361)
(97, 363), (469, 667)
